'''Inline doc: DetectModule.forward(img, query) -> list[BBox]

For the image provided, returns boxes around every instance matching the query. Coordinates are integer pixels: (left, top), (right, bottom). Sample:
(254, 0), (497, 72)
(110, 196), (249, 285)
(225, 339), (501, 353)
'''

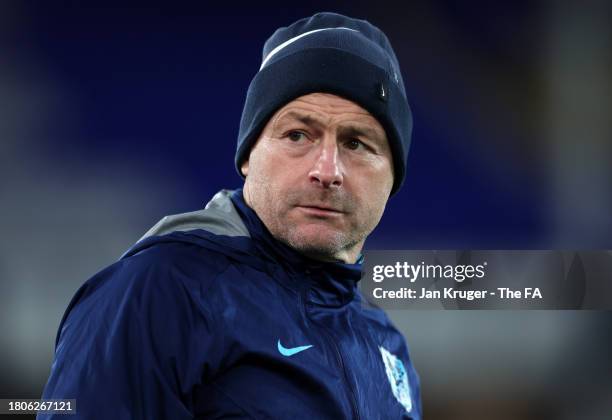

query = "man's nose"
(307, 138), (343, 189)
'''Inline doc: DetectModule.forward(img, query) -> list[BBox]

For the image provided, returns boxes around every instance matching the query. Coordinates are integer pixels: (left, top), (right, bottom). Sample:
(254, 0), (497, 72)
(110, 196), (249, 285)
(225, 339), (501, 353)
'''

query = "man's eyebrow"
(338, 125), (385, 144)
(276, 110), (386, 143)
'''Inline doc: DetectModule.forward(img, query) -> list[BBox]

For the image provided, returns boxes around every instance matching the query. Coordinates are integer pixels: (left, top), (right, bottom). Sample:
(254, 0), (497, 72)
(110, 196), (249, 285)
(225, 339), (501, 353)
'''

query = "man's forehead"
(271, 94), (387, 136)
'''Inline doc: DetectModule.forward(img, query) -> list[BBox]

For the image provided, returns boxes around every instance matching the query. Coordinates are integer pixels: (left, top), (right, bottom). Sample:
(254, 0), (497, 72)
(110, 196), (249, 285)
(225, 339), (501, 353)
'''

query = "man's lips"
(295, 205), (345, 216)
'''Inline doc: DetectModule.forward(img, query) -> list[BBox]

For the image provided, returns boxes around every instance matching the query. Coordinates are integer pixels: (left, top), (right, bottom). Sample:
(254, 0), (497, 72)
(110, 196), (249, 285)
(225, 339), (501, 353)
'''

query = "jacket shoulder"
(57, 240), (233, 343)
(123, 239), (233, 284)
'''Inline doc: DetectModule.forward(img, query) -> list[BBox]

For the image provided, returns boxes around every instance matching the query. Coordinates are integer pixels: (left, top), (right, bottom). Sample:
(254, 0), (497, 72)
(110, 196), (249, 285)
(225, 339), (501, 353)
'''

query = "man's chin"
(283, 226), (348, 259)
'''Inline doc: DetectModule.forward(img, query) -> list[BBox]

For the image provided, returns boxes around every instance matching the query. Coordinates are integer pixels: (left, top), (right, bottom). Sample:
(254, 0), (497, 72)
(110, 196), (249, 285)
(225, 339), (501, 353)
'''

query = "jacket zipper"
(300, 284), (361, 420)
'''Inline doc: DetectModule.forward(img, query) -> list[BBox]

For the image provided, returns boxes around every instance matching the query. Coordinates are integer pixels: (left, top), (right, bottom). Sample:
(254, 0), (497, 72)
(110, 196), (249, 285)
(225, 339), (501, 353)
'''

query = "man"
(39, 12), (421, 419)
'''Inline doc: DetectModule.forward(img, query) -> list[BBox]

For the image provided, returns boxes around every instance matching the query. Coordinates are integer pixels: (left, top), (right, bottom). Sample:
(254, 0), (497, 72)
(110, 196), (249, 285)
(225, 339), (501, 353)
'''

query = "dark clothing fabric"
(39, 189), (421, 419)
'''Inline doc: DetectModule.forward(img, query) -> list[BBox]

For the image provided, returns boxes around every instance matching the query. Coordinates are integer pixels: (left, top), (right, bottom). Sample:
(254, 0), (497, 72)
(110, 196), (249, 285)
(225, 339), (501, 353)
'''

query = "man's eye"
(346, 139), (363, 150)
(287, 131), (307, 142)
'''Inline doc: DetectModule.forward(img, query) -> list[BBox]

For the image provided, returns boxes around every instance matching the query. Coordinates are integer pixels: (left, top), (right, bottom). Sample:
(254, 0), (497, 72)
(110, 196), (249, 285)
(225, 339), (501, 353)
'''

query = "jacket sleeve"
(37, 244), (221, 420)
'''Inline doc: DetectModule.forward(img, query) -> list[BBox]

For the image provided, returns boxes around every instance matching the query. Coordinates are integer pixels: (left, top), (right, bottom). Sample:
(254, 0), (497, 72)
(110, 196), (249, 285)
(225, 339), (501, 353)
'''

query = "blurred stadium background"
(1, 1), (611, 419)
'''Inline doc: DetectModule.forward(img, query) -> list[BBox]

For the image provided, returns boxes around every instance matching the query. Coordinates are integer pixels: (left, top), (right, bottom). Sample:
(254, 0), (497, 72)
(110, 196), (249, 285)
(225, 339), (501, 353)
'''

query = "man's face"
(241, 92), (394, 263)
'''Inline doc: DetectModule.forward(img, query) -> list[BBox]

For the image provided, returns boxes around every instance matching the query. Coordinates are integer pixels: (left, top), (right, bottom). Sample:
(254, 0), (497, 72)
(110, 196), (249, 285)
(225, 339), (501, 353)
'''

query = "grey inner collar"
(137, 189), (250, 242)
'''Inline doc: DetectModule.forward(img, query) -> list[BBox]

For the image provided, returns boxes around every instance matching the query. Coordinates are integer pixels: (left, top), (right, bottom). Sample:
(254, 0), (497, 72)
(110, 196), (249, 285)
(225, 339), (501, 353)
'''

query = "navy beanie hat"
(235, 12), (412, 195)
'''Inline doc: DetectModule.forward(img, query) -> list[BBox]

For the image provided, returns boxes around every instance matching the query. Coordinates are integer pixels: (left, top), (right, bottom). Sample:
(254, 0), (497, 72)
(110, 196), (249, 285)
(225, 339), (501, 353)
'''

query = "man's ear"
(240, 159), (249, 177)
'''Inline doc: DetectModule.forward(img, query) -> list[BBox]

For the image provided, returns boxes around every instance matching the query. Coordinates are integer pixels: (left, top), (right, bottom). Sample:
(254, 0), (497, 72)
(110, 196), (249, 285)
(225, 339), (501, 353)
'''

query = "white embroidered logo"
(260, 27), (359, 70)
(379, 346), (412, 413)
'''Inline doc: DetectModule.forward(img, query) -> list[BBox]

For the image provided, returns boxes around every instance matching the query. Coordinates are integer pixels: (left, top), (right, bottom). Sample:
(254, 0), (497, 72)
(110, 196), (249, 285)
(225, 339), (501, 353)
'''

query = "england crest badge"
(379, 346), (412, 413)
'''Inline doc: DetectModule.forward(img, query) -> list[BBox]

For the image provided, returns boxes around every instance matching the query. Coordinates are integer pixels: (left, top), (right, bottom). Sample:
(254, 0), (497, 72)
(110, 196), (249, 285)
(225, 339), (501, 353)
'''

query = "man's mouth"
(296, 205), (344, 216)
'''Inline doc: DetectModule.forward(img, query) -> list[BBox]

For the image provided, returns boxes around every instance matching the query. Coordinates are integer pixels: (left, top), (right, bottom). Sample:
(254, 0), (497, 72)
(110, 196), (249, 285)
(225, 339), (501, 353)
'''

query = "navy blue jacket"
(39, 189), (421, 419)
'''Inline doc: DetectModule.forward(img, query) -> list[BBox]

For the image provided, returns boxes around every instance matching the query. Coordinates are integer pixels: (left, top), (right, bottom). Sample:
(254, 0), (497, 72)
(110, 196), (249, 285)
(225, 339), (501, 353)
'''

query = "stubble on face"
(243, 173), (370, 262)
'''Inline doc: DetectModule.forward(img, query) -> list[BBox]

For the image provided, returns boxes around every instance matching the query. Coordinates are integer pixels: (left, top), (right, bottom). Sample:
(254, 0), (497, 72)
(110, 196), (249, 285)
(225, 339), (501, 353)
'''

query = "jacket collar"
(126, 188), (363, 306)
